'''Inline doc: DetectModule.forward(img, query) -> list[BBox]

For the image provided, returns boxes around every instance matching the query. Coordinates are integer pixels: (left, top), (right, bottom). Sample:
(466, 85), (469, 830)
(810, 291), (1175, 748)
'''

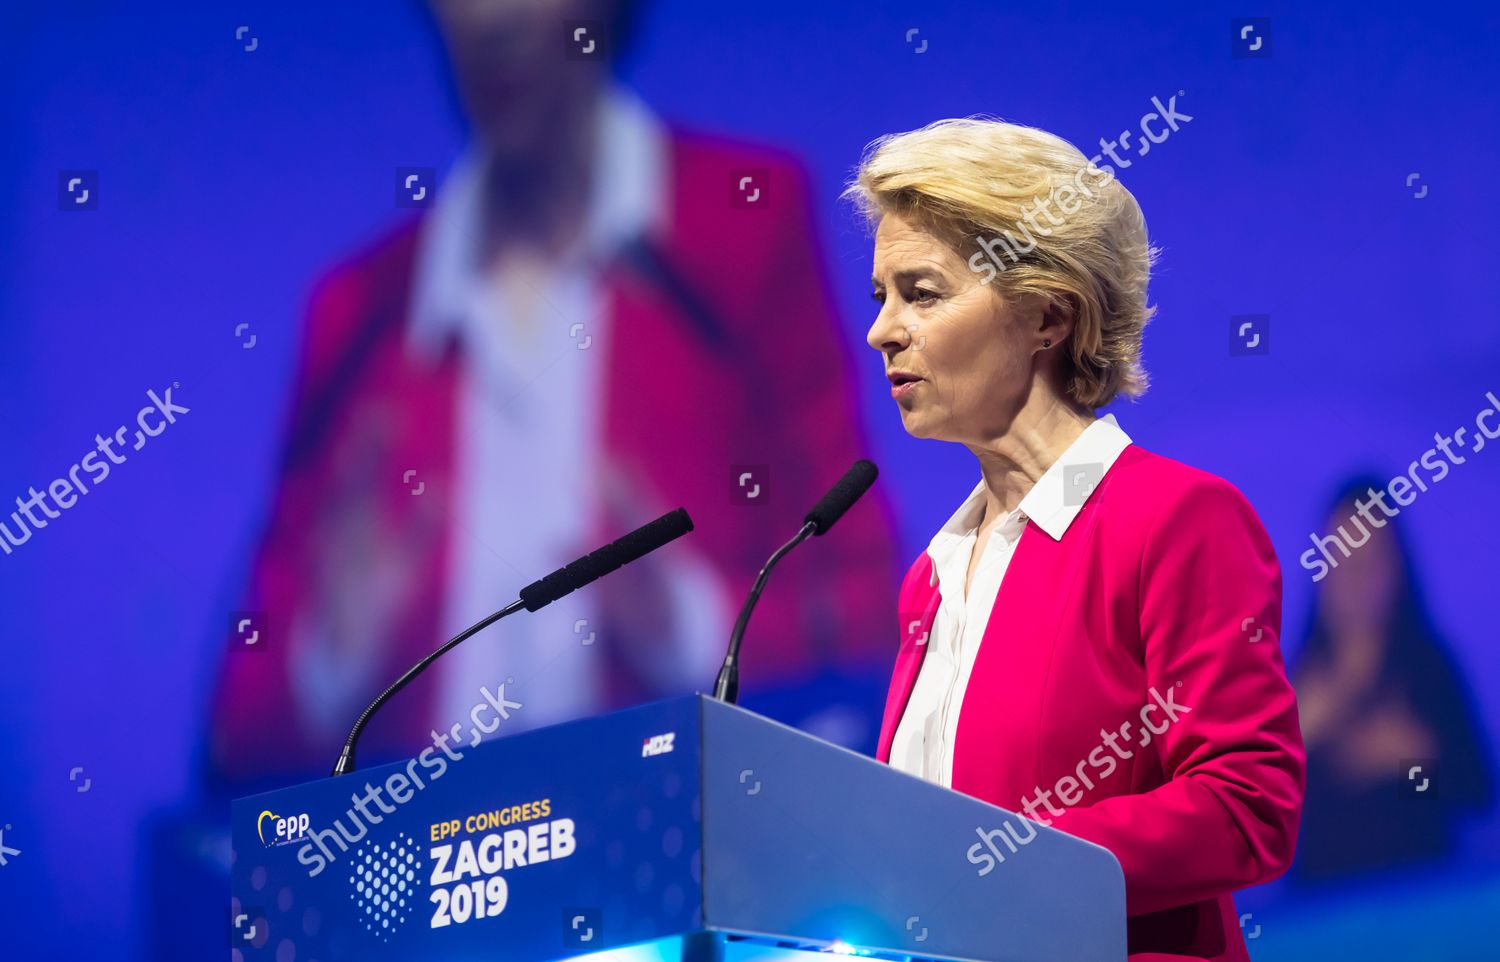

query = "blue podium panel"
(699, 698), (1125, 962)
(231, 695), (1125, 962)
(232, 697), (707, 962)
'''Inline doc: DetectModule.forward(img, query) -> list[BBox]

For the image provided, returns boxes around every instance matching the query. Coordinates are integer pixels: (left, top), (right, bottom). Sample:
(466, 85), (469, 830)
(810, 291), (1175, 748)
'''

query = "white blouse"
(889, 414), (1134, 787)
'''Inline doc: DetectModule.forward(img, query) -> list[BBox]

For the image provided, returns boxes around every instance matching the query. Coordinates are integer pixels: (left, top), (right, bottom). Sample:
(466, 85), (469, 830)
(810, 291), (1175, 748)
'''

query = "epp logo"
(257, 809), (311, 847)
(642, 732), (676, 757)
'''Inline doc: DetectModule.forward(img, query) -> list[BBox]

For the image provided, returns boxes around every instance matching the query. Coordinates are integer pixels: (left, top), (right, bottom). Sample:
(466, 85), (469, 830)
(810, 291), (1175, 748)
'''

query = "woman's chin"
(898, 409), (939, 440)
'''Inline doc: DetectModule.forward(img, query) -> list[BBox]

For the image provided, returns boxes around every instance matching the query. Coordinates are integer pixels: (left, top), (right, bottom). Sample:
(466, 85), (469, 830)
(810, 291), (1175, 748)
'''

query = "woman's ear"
(1038, 298), (1075, 350)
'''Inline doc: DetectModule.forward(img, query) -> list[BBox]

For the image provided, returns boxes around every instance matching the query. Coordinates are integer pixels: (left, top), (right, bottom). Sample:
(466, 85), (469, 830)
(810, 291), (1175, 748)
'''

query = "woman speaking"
(847, 119), (1304, 962)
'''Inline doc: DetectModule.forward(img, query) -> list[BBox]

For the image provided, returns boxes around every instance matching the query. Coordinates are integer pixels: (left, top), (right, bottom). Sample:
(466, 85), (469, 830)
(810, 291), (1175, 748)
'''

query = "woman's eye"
(912, 287), (939, 303)
(871, 290), (886, 304)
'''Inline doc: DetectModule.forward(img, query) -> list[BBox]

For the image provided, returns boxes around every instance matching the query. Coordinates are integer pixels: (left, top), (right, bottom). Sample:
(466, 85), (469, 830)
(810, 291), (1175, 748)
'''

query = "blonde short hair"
(844, 117), (1157, 408)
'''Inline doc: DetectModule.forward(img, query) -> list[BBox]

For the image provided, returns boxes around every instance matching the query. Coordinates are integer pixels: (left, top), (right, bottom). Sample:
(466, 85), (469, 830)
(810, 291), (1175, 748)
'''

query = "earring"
(1042, 339), (1051, 349)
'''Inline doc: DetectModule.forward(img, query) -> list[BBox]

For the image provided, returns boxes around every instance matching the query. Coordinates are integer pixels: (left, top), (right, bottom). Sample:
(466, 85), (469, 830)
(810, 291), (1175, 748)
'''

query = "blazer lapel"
(876, 552), (941, 762)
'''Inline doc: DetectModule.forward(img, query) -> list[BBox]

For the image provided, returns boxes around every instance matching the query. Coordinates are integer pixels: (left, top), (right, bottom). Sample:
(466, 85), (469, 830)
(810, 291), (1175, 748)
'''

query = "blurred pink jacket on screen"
(210, 130), (898, 782)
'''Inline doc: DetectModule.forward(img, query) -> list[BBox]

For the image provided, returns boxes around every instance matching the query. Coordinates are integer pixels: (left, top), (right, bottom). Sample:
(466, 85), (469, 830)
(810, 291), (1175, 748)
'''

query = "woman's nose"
(866, 304), (909, 353)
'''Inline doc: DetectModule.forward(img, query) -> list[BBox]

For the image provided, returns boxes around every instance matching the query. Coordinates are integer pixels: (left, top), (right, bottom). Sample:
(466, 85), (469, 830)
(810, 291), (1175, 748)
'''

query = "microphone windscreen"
(518, 507), (694, 612)
(804, 460), (878, 535)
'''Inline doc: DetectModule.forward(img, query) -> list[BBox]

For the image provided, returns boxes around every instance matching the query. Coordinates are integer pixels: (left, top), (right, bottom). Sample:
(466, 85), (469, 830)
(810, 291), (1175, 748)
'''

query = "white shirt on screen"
(888, 414), (1133, 787)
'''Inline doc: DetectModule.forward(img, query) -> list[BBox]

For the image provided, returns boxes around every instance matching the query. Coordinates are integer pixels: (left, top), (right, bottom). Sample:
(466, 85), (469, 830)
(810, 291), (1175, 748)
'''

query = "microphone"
(712, 460), (878, 704)
(331, 507), (695, 776)
(804, 459), (879, 535)
(519, 508), (694, 610)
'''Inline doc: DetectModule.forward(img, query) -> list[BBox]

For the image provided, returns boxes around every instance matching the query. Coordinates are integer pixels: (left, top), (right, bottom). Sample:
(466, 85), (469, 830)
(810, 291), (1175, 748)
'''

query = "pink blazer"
(876, 444), (1304, 962)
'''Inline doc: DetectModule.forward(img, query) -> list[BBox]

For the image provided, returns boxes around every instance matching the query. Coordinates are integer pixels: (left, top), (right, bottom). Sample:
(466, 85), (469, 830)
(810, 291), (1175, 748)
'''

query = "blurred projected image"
(206, 0), (896, 789)
(1292, 475), (1494, 882)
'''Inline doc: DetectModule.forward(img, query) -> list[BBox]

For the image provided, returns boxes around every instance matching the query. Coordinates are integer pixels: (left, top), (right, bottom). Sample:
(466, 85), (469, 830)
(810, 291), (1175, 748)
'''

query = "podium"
(231, 695), (1124, 961)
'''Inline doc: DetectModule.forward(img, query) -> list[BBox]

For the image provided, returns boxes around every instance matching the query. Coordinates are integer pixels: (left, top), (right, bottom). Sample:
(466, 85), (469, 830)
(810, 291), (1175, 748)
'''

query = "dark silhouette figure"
(1293, 474), (1494, 881)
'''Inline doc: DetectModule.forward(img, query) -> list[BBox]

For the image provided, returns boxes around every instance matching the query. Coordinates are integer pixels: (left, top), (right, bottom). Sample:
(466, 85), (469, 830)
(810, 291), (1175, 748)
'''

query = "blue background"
(2, 1), (1497, 959)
